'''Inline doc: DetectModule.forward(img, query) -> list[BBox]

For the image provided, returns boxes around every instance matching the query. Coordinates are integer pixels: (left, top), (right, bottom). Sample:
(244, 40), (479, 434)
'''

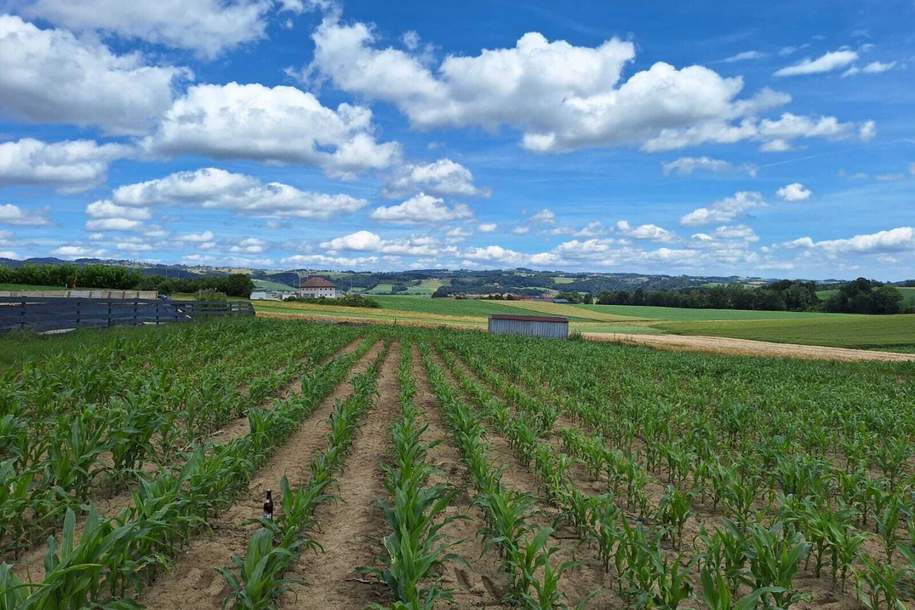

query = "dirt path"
(428, 350), (618, 609)
(584, 332), (915, 362)
(410, 344), (511, 609)
(139, 340), (384, 610)
(281, 343), (402, 610)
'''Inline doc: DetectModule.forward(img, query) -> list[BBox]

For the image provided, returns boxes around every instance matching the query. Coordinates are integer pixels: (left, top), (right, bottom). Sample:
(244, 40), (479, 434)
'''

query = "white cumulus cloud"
(0, 15), (188, 135)
(383, 159), (487, 198)
(0, 138), (130, 192)
(661, 156), (757, 176)
(774, 49), (858, 76)
(143, 83), (400, 177)
(785, 226), (914, 254)
(308, 20), (860, 154)
(776, 182), (812, 202)
(371, 193), (473, 223)
(108, 168), (367, 220)
(680, 191), (765, 226)
(615, 220), (676, 242)
(0, 204), (49, 226)
(842, 61), (897, 77)
(20, 0), (272, 58)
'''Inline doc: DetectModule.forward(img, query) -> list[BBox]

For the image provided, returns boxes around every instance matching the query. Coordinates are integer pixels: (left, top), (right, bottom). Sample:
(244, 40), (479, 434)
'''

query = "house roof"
(301, 276), (336, 288)
(489, 314), (568, 323)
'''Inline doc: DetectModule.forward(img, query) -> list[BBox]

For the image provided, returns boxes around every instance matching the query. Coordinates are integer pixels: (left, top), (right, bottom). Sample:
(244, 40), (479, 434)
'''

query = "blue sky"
(0, 0), (913, 279)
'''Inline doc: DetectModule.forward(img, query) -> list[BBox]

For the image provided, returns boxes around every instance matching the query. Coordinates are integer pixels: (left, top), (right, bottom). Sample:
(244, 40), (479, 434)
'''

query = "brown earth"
(139, 340), (384, 610)
(409, 344), (512, 609)
(584, 332), (915, 362)
(281, 342), (401, 609)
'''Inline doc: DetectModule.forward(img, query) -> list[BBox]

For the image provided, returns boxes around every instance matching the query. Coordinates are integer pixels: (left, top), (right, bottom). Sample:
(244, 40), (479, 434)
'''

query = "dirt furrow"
(11, 337), (369, 584)
(138, 340), (384, 610)
(281, 343), (402, 610)
(428, 349), (618, 608)
(410, 344), (511, 608)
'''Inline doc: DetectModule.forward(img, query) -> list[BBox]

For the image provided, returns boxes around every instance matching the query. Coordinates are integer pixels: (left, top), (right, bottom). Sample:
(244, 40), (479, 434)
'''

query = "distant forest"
(0, 264), (254, 297)
(593, 278), (908, 314)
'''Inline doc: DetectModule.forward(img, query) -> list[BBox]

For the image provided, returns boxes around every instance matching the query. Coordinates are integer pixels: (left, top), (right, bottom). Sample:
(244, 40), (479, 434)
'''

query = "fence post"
(133, 299), (138, 325)
(20, 298), (25, 330)
(107, 300), (112, 328)
(155, 301), (160, 326)
(75, 300), (81, 328)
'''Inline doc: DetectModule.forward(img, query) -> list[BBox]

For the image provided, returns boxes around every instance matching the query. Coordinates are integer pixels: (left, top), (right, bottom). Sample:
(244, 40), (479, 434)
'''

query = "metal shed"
(488, 314), (569, 339)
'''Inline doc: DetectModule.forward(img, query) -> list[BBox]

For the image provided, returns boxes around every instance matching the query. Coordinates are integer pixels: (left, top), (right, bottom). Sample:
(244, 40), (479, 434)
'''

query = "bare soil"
(410, 344), (511, 609)
(584, 332), (915, 362)
(280, 342), (401, 610)
(139, 340), (384, 610)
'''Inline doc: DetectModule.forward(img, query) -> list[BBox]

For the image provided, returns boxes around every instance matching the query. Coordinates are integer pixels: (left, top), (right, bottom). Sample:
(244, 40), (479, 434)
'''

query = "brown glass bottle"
(263, 489), (274, 520)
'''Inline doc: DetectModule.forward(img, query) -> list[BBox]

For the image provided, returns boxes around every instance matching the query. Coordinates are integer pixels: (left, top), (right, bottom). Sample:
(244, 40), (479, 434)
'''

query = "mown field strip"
(280, 343), (401, 609)
(139, 340), (385, 610)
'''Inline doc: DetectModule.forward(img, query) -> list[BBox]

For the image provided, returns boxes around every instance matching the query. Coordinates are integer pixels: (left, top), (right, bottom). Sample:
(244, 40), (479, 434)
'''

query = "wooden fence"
(0, 297), (254, 333)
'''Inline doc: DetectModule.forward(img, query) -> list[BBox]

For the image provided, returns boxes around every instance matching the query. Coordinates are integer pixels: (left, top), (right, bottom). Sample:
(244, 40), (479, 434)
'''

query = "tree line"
(595, 278), (908, 314)
(0, 264), (254, 297)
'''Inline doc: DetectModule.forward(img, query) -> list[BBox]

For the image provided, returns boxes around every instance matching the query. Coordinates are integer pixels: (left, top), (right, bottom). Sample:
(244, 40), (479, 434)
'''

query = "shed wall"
(488, 318), (568, 339)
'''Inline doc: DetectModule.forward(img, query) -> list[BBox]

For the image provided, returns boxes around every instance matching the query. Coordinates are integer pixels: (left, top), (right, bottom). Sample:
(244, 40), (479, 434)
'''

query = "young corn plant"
(365, 346), (463, 610)
(656, 486), (692, 550)
(218, 528), (295, 610)
(855, 554), (911, 610)
(744, 522), (810, 609)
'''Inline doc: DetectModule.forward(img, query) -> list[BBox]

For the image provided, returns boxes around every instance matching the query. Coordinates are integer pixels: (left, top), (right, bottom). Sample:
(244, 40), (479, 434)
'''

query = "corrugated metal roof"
(488, 314), (568, 323)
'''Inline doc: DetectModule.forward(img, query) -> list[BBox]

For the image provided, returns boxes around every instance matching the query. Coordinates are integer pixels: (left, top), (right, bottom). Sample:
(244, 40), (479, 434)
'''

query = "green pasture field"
(656, 314), (915, 350)
(575, 303), (854, 321)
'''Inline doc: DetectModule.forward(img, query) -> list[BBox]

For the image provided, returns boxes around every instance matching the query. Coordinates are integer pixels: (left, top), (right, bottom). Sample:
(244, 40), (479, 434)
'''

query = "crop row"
(220, 342), (387, 609)
(0, 333), (377, 609)
(364, 343), (462, 609)
(420, 345), (576, 609)
(0, 321), (360, 558)
(434, 332), (915, 609)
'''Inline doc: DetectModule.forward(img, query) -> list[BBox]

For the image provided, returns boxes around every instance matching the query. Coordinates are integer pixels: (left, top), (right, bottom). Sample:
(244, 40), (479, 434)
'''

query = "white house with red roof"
(298, 276), (338, 299)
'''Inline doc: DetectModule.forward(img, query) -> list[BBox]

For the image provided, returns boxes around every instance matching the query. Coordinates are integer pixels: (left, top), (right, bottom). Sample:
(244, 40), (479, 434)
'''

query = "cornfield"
(0, 319), (911, 609)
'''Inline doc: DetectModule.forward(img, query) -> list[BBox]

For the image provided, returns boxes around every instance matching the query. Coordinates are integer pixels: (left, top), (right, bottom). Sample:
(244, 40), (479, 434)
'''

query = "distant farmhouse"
(298, 276), (338, 299)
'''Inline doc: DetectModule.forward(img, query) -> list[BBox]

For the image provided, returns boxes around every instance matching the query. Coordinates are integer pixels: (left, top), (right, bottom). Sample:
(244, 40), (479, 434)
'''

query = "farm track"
(586, 332), (915, 362)
(281, 343), (401, 610)
(409, 343), (511, 609)
(447, 349), (873, 610)
(428, 350), (619, 609)
(9, 337), (369, 584)
(138, 339), (385, 610)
